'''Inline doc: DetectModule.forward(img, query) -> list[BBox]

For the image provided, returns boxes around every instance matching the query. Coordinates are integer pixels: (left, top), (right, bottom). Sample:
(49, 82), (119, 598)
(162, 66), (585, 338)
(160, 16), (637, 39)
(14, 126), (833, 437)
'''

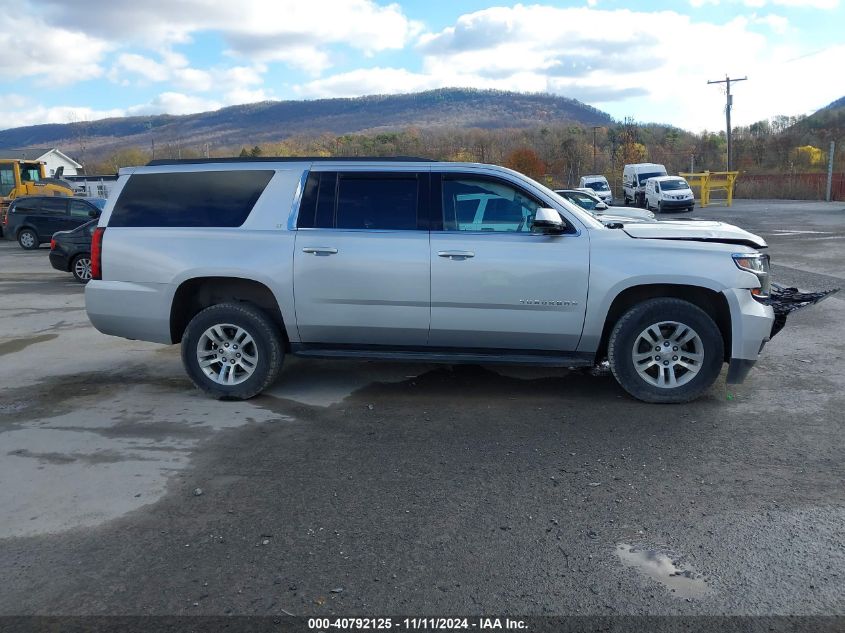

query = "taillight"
(91, 227), (105, 280)
(50, 238), (57, 250)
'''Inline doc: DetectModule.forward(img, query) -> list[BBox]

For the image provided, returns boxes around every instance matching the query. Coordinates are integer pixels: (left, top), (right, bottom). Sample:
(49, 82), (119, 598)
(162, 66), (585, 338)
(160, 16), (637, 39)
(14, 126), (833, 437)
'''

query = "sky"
(1, 0), (843, 133)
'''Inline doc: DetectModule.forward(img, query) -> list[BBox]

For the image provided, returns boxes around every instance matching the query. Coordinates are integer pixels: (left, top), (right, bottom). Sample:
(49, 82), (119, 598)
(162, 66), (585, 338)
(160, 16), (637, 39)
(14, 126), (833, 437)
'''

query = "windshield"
(564, 192), (599, 210)
(659, 179), (689, 191)
(585, 181), (609, 192)
(638, 172), (663, 185)
(20, 163), (42, 183)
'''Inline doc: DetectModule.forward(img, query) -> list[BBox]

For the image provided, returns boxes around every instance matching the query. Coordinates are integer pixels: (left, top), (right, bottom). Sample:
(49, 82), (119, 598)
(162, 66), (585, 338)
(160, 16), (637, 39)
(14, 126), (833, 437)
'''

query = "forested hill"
(0, 88), (613, 158)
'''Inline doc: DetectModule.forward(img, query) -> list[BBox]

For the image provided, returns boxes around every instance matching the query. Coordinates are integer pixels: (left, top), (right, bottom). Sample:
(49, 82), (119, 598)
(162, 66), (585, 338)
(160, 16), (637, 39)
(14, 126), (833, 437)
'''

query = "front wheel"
(608, 298), (724, 403)
(181, 302), (284, 400)
(18, 229), (38, 250)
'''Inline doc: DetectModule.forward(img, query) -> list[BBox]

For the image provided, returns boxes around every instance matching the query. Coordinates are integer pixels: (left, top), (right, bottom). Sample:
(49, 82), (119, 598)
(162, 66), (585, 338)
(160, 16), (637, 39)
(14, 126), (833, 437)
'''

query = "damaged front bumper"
(725, 283), (839, 385)
(765, 283), (840, 337)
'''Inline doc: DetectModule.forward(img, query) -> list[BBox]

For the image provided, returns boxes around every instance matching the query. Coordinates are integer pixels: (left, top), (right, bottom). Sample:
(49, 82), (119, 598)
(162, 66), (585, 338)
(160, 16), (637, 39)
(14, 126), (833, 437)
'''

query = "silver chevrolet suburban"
(85, 158), (777, 403)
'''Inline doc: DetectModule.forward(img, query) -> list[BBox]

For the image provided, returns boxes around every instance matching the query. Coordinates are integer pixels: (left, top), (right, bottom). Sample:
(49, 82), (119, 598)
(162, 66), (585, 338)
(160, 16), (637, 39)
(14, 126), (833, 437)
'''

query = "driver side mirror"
(88, 210), (99, 218)
(595, 202), (608, 211)
(533, 207), (565, 233)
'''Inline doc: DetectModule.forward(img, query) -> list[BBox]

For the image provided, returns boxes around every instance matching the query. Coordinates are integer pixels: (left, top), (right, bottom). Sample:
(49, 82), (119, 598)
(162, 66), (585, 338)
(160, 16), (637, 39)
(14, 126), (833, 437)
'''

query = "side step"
(291, 345), (594, 368)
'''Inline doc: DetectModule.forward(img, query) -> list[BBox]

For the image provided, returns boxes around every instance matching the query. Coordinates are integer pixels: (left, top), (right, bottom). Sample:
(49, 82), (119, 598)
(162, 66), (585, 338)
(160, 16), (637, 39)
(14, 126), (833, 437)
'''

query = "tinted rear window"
(336, 175), (417, 230)
(109, 170), (274, 228)
(40, 198), (68, 216)
(11, 199), (40, 214)
(297, 171), (420, 231)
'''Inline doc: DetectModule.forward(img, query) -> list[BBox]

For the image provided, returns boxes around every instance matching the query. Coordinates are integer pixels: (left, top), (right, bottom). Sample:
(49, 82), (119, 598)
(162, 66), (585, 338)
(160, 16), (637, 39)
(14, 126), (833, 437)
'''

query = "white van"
(644, 176), (695, 213)
(578, 175), (613, 204)
(623, 163), (667, 207)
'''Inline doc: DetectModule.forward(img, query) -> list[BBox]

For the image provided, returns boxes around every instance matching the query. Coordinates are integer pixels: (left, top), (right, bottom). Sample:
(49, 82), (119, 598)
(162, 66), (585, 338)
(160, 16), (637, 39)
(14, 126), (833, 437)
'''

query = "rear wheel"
(18, 229), (38, 250)
(608, 298), (724, 403)
(181, 302), (283, 400)
(71, 254), (92, 283)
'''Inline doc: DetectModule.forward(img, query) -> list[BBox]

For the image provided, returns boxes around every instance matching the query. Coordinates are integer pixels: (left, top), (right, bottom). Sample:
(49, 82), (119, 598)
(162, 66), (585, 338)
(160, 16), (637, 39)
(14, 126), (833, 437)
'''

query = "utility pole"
(827, 141), (835, 202)
(592, 126), (601, 173)
(707, 75), (747, 171)
(147, 120), (155, 160)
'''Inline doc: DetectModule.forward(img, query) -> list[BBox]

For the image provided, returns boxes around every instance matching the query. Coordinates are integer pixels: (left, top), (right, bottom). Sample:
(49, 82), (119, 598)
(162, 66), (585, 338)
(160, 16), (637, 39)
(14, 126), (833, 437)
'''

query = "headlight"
(733, 252), (771, 299)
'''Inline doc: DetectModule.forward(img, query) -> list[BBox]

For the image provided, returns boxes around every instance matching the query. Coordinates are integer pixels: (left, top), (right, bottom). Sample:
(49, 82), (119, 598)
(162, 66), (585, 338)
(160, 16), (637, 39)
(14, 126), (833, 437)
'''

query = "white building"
(1, 147), (83, 177)
(65, 175), (119, 199)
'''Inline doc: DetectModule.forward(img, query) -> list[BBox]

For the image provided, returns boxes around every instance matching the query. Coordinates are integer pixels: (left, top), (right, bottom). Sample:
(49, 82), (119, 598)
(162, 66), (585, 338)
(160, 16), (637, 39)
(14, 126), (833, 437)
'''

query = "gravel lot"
(0, 199), (843, 618)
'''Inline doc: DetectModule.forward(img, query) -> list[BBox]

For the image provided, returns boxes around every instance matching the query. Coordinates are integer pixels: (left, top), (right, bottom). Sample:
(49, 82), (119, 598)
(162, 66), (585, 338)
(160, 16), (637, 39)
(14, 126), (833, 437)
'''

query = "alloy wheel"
(196, 323), (259, 386)
(632, 320), (704, 388)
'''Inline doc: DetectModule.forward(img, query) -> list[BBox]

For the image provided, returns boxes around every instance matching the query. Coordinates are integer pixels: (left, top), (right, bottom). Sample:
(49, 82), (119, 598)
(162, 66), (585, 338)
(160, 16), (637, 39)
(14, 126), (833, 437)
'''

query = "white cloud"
(295, 5), (843, 130)
(0, 96), (125, 130)
(126, 92), (223, 116)
(751, 13), (790, 33)
(691, 0), (839, 7)
(109, 52), (263, 95)
(0, 16), (110, 84)
(296, 68), (437, 98)
(111, 54), (170, 83)
(37, 0), (421, 73)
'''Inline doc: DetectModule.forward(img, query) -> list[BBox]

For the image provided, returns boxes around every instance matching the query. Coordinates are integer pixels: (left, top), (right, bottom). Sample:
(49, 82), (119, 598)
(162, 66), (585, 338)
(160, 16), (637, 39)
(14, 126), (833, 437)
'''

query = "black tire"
(607, 298), (724, 403)
(181, 302), (284, 400)
(18, 229), (39, 250)
(657, 202), (663, 214)
(623, 196), (630, 206)
(71, 253), (92, 283)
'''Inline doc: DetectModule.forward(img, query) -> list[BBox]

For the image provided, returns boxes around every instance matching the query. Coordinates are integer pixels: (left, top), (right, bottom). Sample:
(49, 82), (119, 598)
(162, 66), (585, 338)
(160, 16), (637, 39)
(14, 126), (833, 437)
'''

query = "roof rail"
(146, 156), (436, 166)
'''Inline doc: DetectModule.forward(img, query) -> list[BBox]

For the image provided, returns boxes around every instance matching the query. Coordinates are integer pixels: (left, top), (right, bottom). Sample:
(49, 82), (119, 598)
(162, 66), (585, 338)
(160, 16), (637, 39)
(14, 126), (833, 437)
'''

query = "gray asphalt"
(0, 199), (843, 617)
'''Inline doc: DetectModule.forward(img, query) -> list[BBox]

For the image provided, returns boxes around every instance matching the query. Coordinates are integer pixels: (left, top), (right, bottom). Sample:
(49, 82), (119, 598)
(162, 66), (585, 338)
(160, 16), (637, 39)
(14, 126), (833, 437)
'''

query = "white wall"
(70, 178), (117, 199)
(41, 151), (80, 177)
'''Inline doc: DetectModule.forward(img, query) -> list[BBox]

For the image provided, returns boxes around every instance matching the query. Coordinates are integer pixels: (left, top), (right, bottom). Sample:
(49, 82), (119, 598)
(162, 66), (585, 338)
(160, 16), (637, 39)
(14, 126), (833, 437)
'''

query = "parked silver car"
(86, 158), (777, 403)
(554, 188), (655, 223)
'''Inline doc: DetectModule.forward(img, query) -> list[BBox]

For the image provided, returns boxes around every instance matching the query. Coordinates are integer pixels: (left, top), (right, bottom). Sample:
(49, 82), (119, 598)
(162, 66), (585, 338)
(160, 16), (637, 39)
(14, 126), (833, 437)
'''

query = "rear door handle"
(302, 247), (338, 255)
(437, 250), (475, 259)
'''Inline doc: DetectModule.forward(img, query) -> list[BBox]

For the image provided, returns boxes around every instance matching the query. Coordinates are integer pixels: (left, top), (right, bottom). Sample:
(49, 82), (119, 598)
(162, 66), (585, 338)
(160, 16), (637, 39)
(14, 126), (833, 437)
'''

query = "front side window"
(443, 177), (541, 233)
(70, 199), (95, 219)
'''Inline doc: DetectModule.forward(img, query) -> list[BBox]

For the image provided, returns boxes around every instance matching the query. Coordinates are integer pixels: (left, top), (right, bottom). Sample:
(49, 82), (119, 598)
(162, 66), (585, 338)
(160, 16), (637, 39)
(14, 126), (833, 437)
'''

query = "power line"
(707, 75), (747, 171)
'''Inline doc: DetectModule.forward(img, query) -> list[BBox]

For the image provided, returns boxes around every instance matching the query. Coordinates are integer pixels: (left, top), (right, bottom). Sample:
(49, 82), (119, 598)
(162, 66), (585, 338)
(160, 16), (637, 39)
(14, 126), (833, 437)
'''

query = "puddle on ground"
(0, 383), (292, 539)
(266, 358), (434, 407)
(0, 333), (58, 356)
(615, 543), (713, 599)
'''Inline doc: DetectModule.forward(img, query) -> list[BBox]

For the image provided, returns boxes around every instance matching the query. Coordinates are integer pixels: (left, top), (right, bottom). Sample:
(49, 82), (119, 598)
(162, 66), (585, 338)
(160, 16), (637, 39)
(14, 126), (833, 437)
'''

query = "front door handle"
(302, 247), (338, 255)
(438, 250), (475, 259)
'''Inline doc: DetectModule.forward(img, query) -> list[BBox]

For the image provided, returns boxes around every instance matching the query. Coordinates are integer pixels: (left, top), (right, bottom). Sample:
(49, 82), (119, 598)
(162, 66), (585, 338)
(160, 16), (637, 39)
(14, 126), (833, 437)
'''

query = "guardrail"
(678, 171), (739, 207)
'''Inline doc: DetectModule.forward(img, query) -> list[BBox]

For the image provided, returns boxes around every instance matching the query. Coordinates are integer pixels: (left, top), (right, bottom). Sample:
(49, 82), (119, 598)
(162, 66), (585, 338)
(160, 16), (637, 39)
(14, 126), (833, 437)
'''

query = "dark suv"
(3, 196), (105, 249)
